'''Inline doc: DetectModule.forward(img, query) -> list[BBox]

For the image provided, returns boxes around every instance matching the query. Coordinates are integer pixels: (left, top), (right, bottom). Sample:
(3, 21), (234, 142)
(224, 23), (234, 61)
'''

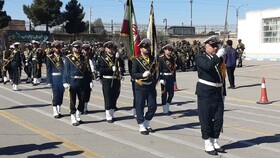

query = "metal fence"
(26, 21), (236, 35)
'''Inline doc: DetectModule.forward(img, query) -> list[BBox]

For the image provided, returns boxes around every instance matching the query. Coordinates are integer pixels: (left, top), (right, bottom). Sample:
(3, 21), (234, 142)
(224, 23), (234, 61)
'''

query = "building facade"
(238, 8), (280, 61)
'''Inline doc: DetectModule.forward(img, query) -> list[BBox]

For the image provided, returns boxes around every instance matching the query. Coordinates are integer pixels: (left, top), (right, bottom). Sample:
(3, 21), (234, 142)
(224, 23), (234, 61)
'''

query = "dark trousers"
(131, 80), (136, 108)
(135, 83), (157, 124)
(237, 57), (242, 67)
(161, 79), (174, 105)
(32, 62), (42, 78)
(52, 77), (64, 106)
(226, 67), (236, 87)
(102, 78), (120, 110)
(24, 65), (32, 78)
(82, 87), (92, 102)
(69, 87), (85, 114)
(3, 64), (13, 79)
(197, 96), (224, 140)
(11, 63), (20, 84)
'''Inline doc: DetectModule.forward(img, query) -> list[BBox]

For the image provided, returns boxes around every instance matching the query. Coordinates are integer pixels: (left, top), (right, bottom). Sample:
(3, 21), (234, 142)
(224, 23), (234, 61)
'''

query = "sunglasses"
(209, 43), (219, 48)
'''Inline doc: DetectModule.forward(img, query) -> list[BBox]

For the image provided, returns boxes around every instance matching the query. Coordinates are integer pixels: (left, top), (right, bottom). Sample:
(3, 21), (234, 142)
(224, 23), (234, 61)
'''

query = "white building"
(238, 8), (280, 61)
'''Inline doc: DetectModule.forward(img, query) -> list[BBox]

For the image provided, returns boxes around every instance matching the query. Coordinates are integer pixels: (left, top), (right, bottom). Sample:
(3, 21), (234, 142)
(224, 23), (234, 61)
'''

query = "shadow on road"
(0, 142), (83, 156)
(27, 151), (84, 158)
(154, 122), (201, 132)
(223, 134), (280, 150)
(235, 83), (261, 89)
(0, 104), (51, 110)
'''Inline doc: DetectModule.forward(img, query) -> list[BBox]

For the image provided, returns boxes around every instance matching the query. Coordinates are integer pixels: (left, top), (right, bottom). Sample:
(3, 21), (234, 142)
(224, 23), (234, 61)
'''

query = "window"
(262, 17), (280, 43)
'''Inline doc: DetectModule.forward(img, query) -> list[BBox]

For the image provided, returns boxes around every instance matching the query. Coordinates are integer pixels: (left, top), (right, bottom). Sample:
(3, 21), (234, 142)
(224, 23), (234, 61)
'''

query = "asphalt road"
(0, 60), (279, 158)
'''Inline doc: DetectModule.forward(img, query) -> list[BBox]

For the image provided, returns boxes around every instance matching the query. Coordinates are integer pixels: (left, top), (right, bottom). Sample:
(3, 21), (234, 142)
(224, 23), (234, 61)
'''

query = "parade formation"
(0, 34), (249, 156)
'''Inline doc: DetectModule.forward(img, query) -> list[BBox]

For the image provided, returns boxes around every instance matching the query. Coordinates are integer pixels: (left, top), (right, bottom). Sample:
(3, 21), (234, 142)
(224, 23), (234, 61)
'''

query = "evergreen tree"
(23, 0), (64, 32)
(63, 0), (86, 34)
(0, 0), (11, 29)
(93, 18), (106, 34)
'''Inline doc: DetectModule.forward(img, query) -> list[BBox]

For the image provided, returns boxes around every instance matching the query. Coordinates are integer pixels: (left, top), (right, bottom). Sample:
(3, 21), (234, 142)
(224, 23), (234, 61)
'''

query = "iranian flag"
(120, 0), (141, 57)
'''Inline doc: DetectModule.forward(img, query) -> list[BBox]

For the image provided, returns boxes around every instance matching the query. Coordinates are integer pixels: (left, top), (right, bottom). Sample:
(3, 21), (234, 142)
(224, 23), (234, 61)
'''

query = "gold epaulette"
(66, 54), (73, 58)
(129, 56), (136, 60)
(159, 54), (164, 58)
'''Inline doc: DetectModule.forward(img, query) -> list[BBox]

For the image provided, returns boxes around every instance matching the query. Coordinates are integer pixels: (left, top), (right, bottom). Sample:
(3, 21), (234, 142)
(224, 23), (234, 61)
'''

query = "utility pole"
(230, 4), (246, 34)
(89, 7), (92, 34)
(163, 18), (167, 36)
(190, 0), (193, 27)
(223, 0), (230, 42)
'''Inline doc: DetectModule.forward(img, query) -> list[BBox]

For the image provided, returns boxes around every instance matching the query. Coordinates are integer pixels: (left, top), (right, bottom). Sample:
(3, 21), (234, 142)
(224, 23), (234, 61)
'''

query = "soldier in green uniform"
(2, 45), (14, 84)
(236, 39), (245, 67)
(23, 43), (33, 83)
(10, 42), (22, 91)
(31, 40), (44, 85)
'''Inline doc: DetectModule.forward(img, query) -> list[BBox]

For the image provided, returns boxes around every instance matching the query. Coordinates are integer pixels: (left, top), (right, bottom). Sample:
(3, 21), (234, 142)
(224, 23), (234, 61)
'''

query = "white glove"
(47, 83), (52, 87)
(115, 52), (120, 58)
(112, 66), (116, 72)
(63, 83), (70, 89)
(160, 79), (165, 85)
(142, 71), (151, 77)
(90, 82), (94, 89)
(216, 48), (226, 58)
(25, 63), (28, 66)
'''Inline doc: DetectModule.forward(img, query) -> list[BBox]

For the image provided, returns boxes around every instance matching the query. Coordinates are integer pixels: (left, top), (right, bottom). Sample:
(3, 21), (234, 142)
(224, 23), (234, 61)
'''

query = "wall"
(238, 8), (280, 60)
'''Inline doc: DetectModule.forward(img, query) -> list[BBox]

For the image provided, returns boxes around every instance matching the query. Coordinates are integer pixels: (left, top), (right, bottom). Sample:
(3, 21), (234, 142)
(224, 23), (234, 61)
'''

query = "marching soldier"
(131, 38), (157, 135)
(46, 41), (64, 119)
(195, 35), (227, 155)
(3, 45), (14, 84)
(10, 42), (22, 91)
(236, 39), (245, 67)
(128, 56), (136, 117)
(159, 44), (176, 115)
(23, 43), (33, 83)
(31, 40), (43, 85)
(81, 43), (94, 114)
(45, 41), (53, 85)
(98, 41), (125, 123)
(63, 40), (92, 126)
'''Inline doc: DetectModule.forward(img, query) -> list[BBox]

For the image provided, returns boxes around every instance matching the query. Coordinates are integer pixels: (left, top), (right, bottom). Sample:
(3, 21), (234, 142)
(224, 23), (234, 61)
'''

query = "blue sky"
(3, 0), (280, 26)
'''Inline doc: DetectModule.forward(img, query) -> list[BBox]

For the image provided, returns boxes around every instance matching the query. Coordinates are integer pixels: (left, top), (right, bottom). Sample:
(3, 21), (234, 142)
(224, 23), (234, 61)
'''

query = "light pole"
(190, 0), (193, 27)
(230, 4), (246, 34)
(223, 0), (230, 41)
(163, 18), (167, 36)
(89, 7), (92, 34)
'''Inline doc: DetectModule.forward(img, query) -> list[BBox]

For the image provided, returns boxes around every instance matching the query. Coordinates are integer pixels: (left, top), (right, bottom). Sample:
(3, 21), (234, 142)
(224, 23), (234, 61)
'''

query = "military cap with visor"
(203, 35), (221, 45)
(82, 43), (91, 49)
(51, 41), (62, 47)
(31, 40), (40, 44)
(162, 44), (173, 50)
(104, 41), (115, 48)
(71, 40), (83, 47)
(138, 38), (151, 48)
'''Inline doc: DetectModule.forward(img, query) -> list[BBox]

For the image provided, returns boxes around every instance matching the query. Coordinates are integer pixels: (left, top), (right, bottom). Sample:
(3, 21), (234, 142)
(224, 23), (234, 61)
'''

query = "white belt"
(71, 76), (83, 79)
(103, 75), (117, 79)
(52, 72), (61, 76)
(161, 73), (173, 76)
(198, 79), (223, 87)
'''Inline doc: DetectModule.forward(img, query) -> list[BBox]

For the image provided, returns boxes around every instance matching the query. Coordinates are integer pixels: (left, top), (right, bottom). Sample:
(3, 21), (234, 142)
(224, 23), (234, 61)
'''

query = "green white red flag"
(120, 0), (141, 57)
